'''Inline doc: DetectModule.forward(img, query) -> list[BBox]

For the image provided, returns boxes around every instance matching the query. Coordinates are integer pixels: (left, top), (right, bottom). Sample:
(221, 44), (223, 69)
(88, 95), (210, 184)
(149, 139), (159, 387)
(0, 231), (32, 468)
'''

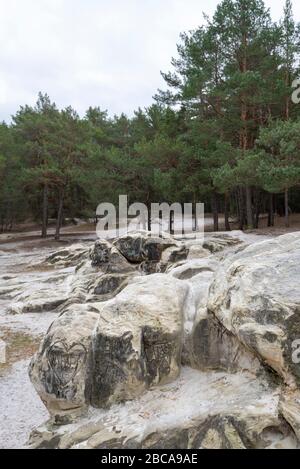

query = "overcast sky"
(0, 0), (298, 122)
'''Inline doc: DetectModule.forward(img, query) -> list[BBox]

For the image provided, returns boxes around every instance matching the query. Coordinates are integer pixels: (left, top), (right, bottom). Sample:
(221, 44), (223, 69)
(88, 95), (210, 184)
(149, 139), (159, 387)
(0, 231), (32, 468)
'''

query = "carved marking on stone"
(47, 341), (87, 388)
(144, 341), (173, 379)
(101, 359), (127, 383)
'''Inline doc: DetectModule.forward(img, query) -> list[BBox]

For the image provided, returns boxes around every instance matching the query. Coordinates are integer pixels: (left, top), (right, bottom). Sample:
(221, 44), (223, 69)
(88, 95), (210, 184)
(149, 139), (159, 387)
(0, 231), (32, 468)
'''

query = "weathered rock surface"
(90, 240), (135, 273)
(208, 232), (300, 386)
(57, 241), (140, 308)
(92, 273), (135, 300)
(29, 305), (100, 423)
(167, 257), (217, 280)
(279, 389), (300, 441)
(28, 367), (296, 449)
(167, 257), (260, 374)
(2, 232), (243, 316)
(27, 231), (300, 449)
(168, 257), (219, 366)
(45, 244), (90, 267)
(161, 245), (189, 264)
(1, 244), (90, 315)
(5, 269), (71, 315)
(202, 234), (242, 253)
(89, 275), (188, 408)
(29, 274), (189, 420)
(138, 260), (168, 275)
(113, 230), (178, 263)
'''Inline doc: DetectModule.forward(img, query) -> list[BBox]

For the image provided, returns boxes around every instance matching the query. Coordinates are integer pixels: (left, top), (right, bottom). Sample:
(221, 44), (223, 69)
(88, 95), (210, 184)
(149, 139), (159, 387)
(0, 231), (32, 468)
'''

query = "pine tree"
(257, 119), (300, 227)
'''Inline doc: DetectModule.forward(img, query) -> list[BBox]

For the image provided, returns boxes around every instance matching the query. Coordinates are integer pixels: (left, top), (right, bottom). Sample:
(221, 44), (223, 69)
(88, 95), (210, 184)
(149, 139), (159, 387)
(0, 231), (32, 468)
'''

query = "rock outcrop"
(89, 275), (188, 409)
(27, 231), (300, 449)
(113, 230), (179, 263)
(29, 275), (188, 421)
(208, 232), (300, 386)
(29, 305), (100, 423)
(202, 234), (242, 253)
(90, 239), (135, 273)
(45, 244), (90, 267)
(279, 390), (300, 441)
(28, 368), (295, 449)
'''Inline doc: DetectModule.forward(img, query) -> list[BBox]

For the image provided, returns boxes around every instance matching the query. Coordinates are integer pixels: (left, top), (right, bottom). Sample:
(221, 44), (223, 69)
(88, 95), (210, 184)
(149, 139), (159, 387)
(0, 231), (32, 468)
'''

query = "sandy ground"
(1, 213), (300, 245)
(0, 240), (75, 448)
(0, 359), (49, 449)
(0, 226), (283, 449)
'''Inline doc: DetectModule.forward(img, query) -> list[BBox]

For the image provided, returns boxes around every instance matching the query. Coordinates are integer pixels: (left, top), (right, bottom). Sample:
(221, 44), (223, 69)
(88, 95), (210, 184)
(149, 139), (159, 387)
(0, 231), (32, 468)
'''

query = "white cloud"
(0, 0), (296, 121)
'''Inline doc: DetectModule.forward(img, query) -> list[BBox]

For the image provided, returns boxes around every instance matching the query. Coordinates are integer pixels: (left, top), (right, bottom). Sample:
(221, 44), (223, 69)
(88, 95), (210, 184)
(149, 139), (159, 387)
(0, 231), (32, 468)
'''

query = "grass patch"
(0, 328), (40, 374)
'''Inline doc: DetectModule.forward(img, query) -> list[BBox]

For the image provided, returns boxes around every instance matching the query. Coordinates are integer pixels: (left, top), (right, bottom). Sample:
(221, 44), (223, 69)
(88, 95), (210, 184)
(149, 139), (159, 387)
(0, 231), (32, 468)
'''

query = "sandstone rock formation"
(89, 275), (188, 409)
(208, 232), (300, 387)
(202, 234), (242, 253)
(29, 305), (99, 424)
(45, 244), (90, 267)
(279, 389), (300, 441)
(29, 274), (188, 421)
(28, 368), (296, 449)
(28, 231), (300, 449)
(113, 230), (178, 263)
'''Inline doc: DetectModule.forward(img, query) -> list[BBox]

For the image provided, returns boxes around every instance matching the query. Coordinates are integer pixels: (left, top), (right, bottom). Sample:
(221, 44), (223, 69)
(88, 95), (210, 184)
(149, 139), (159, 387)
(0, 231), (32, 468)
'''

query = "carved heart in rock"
(47, 341), (87, 388)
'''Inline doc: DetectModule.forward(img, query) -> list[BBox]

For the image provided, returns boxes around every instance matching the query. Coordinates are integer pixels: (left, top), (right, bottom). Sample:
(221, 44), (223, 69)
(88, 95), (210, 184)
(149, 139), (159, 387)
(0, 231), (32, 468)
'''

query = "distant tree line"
(1, 0), (300, 238)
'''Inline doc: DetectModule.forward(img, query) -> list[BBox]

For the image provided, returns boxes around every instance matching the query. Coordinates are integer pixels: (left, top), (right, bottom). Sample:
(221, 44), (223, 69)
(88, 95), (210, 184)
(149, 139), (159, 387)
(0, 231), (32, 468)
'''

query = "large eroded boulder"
(113, 230), (179, 263)
(29, 305), (99, 424)
(89, 239), (136, 273)
(45, 244), (91, 267)
(89, 275), (188, 408)
(27, 231), (300, 449)
(168, 257), (261, 373)
(208, 232), (300, 386)
(29, 274), (189, 420)
(28, 367), (295, 449)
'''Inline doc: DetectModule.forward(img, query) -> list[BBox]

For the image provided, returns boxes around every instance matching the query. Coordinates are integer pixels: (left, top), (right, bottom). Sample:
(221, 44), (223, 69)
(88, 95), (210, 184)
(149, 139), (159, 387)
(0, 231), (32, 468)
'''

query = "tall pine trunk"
(211, 192), (219, 232)
(245, 186), (253, 229)
(41, 184), (48, 239)
(236, 187), (245, 230)
(147, 200), (151, 232)
(253, 188), (260, 229)
(55, 189), (64, 240)
(268, 193), (274, 227)
(192, 195), (198, 232)
(240, 28), (254, 231)
(169, 211), (175, 235)
(285, 188), (289, 228)
(224, 193), (231, 231)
